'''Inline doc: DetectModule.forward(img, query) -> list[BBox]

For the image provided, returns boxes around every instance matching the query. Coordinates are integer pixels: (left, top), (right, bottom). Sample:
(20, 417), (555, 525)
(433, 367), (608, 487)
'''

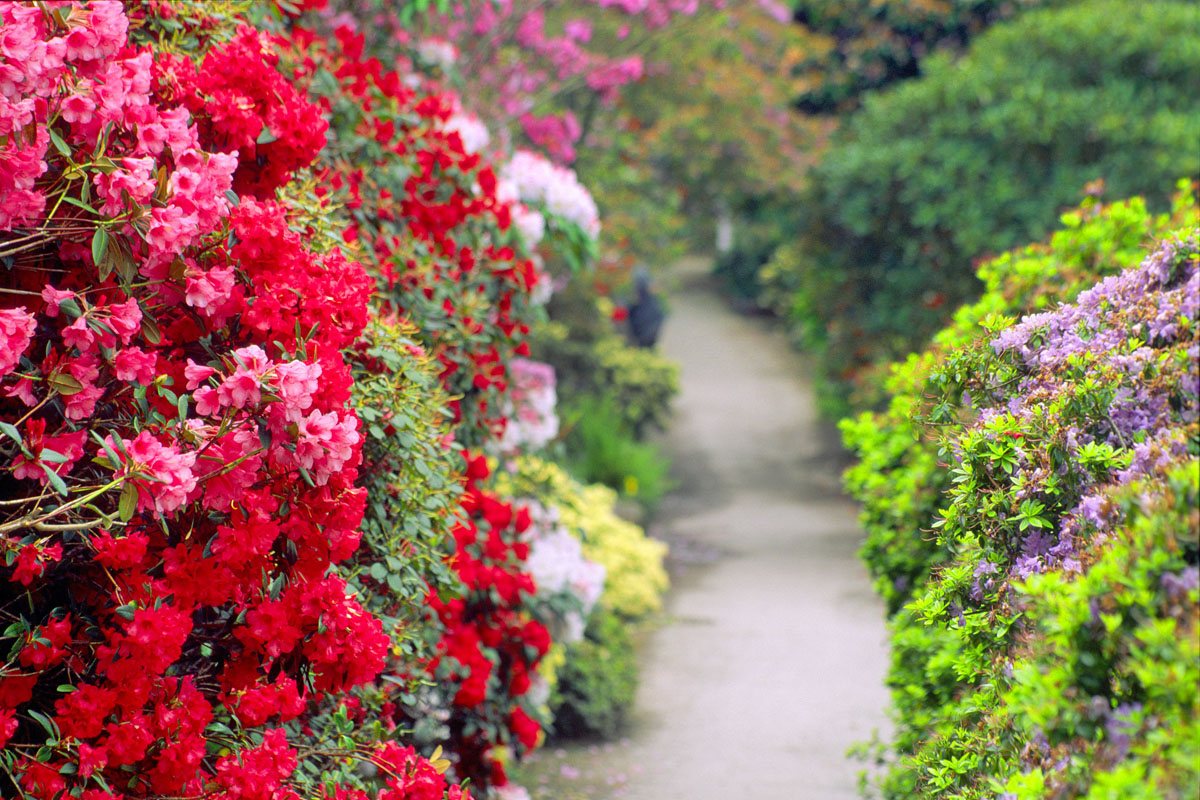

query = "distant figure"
(627, 269), (664, 349)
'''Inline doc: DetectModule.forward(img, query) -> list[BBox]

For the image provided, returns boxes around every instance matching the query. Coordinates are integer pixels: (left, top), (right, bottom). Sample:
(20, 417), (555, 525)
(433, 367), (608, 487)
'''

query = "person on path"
(627, 269), (665, 349)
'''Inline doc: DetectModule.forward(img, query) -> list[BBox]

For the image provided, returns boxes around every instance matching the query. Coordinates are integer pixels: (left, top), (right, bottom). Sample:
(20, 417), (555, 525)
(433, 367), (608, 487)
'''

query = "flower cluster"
(501, 150), (600, 239)
(520, 501), (606, 643)
(0, 3), (450, 797)
(495, 358), (559, 454)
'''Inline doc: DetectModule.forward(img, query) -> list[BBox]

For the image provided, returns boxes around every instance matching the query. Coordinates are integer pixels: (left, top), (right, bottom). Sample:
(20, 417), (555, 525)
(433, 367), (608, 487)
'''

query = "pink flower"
(194, 386), (221, 416)
(62, 316), (96, 353)
(184, 359), (217, 390)
(219, 367), (262, 409)
(106, 431), (198, 518)
(105, 297), (142, 344)
(4, 378), (37, 407)
(111, 347), (156, 383)
(272, 359), (321, 418)
(41, 285), (75, 317)
(60, 92), (96, 125)
(564, 19), (593, 43)
(0, 307), (36, 378)
(184, 265), (235, 312)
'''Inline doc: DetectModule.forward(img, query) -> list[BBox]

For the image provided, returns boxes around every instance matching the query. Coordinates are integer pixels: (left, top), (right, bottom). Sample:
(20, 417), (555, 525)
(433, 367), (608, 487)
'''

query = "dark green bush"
(789, 0), (1060, 114)
(780, 0), (1200, 413)
(550, 608), (639, 740)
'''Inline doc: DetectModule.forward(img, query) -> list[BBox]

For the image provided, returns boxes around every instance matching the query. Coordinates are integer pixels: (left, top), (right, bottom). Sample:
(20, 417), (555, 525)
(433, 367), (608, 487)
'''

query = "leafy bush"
(844, 207), (1199, 797)
(790, 0), (1060, 114)
(531, 280), (678, 436)
(549, 609), (638, 740)
(779, 0), (1200, 412)
(562, 396), (674, 511)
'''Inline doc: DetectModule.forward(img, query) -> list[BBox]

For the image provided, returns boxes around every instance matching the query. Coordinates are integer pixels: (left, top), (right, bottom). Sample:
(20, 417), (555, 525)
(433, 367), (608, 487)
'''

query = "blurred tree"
(789, 0), (1063, 114)
(777, 0), (1200, 414)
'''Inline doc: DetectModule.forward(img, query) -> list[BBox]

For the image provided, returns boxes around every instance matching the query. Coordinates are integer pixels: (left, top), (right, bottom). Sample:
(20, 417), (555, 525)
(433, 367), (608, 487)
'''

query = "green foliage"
(842, 188), (1194, 613)
(780, 0), (1200, 412)
(549, 609), (639, 740)
(843, 195), (1199, 797)
(790, 0), (1059, 114)
(562, 396), (674, 512)
(348, 319), (460, 662)
(994, 465), (1199, 799)
(532, 280), (679, 437)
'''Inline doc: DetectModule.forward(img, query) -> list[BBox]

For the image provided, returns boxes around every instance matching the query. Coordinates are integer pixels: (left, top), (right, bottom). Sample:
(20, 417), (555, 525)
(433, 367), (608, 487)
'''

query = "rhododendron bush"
(0, 0), (594, 795)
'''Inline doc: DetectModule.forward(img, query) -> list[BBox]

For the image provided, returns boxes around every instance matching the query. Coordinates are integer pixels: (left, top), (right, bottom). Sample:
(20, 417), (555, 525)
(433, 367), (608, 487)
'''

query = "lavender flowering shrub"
(842, 186), (1196, 614)
(844, 190), (1199, 798)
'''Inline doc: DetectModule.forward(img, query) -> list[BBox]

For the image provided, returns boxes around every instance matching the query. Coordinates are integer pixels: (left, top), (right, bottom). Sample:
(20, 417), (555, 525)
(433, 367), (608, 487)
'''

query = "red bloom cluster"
(0, 3), (422, 797)
(420, 455), (551, 786)
(284, 26), (540, 448)
(155, 25), (328, 198)
(280, 26), (558, 789)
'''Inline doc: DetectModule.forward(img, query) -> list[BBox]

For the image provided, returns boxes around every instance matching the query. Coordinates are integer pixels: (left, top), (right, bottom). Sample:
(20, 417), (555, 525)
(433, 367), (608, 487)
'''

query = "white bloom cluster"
(415, 37), (457, 71)
(521, 501), (607, 644)
(495, 784), (532, 800)
(501, 150), (600, 238)
(443, 111), (490, 154)
(497, 358), (558, 453)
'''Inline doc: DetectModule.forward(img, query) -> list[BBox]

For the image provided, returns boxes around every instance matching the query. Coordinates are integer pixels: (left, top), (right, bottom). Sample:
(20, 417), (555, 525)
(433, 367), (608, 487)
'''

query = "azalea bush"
(842, 187), (1199, 796)
(0, 2), (475, 797)
(495, 456), (667, 740)
(842, 185), (1198, 613)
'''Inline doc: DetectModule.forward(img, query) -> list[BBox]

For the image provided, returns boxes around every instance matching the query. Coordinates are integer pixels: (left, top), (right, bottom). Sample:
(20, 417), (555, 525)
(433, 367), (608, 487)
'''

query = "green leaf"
(113, 603), (137, 620)
(47, 127), (71, 157)
(41, 463), (68, 497)
(140, 315), (162, 345)
(0, 422), (21, 445)
(256, 126), (278, 144)
(91, 228), (109, 265)
(118, 483), (137, 522)
(47, 372), (83, 396)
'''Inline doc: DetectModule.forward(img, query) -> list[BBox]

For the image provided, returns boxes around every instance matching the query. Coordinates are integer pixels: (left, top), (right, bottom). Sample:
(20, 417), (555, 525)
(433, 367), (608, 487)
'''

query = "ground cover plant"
(842, 185), (1199, 797)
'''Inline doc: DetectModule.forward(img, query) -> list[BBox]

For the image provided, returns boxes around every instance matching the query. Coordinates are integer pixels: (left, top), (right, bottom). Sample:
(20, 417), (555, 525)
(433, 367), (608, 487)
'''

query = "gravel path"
(518, 258), (891, 799)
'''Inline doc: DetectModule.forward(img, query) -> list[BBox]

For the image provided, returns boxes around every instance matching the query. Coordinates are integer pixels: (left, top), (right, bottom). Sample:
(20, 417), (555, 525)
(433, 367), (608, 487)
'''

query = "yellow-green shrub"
(498, 456), (669, 618)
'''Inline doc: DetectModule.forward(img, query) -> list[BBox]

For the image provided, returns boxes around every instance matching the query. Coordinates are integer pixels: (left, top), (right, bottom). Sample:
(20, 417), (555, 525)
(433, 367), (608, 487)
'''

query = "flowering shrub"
(495, 359), (559, 455)
(0, 2), (471, 797)
(842, 186), (1198, 613)
(842, 192), (1199, 796)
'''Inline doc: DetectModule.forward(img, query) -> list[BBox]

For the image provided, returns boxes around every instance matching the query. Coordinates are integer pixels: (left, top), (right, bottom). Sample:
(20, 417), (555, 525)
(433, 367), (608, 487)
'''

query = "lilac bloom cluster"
(977, 233), (1198, 584)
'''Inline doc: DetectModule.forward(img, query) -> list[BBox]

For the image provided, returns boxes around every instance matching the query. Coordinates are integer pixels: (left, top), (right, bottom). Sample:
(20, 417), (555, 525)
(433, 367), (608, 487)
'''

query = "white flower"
(416, 37), (457, 71)
(497, 358), (558, 452)
(501, 150), (599, 238)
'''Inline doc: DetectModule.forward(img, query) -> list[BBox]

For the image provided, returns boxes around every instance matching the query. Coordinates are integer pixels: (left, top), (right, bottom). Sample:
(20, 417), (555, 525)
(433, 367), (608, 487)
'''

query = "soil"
(514, 257), (891, 799)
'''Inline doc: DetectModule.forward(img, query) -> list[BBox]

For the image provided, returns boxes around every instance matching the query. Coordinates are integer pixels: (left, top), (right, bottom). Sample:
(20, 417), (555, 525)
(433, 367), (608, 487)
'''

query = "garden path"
(519, 256), (891, 799)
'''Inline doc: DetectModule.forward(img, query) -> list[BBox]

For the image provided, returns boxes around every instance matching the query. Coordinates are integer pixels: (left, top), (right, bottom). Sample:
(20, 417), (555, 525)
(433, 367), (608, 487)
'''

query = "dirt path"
(518, 258), (891, 799)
